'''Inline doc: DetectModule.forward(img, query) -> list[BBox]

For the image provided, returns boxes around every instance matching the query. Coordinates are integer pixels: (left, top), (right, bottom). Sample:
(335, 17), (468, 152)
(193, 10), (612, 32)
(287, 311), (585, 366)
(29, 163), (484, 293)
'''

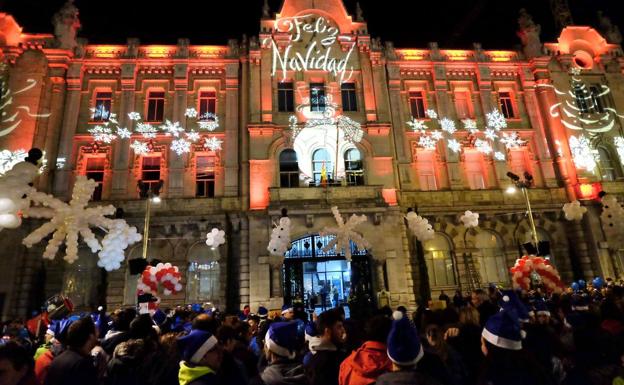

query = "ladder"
(463, 252), (482, 290)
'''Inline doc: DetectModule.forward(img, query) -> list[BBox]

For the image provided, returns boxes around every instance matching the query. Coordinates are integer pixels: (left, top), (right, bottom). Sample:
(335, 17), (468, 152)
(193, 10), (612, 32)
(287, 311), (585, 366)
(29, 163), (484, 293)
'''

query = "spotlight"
(505, 186), (517, 194)
(506, 172), (520, 182)
(151, 196), (161, 204)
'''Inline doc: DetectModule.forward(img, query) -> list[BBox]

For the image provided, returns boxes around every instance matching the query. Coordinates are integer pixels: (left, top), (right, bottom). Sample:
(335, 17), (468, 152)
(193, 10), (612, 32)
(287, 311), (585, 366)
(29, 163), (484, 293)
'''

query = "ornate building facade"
(1, 0), (624, 319)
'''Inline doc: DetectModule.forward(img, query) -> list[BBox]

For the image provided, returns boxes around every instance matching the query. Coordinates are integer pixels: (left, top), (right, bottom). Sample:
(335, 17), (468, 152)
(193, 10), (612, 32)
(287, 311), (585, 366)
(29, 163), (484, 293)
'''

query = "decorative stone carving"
(355, 3), (364, 22)
(176, 38), (190, 58)
(249, 36), (259, 50)
(429, 42), (443, 61)
(597, 11), (622, 45)
(52, 0), (81, 51)
(262, 0), (271, 19)
(370, 37), (382, 51)
(517, 8), (542, 59)
(126, 38), (140, 58)
(384, 41), (397, 60)
(74, 37), (87, 58)
(227, 39), (239, 58)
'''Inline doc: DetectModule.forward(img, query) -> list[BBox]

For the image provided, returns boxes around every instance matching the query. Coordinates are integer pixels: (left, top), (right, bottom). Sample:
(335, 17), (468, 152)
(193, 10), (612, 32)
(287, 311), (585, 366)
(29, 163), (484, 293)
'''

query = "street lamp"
(138, 180), (163, 260)
(505, 171), (539, 255)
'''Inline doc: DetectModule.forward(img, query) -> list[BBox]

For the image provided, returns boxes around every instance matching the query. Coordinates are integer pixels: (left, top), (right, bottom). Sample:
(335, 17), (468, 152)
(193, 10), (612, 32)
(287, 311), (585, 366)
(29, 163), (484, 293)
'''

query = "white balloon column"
(319, 206), (370, 261)
(405, 211), (435, 242)
(206, 228), (226, 249)
(562, 200), (587, 221)
(0, 161), (38, 230)
(21, 175), (142, 271)
(600, 194), (624, 248)
(460, 210), (480, 228)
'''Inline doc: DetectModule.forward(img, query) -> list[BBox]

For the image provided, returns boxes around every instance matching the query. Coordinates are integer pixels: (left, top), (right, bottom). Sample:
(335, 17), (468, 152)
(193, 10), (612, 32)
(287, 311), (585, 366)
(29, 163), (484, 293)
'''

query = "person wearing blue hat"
(260, 321), (306, 385)
(302, 320), (321, 366)
(177, 329), (223, 385)
(281, 304), (295, 321)
(479, 296), (553, 385)
(257, 306), (269, 320)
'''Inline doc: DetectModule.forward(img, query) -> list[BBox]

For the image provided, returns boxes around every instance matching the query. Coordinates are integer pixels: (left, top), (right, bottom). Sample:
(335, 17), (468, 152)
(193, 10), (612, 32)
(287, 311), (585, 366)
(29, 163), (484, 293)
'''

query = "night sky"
(1, 0), (623, 49)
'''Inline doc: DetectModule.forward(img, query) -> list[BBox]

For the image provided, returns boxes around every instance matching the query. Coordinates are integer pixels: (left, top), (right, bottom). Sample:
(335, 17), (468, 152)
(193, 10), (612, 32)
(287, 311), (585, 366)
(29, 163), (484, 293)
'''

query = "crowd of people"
(1, 279), (624, 385)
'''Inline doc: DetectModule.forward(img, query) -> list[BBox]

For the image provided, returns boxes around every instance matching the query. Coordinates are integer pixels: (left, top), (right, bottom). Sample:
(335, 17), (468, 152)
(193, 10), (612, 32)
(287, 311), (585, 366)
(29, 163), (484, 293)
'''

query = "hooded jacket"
(339, 341), (391, 385)
(260, 361), (308, 385)
(178, 361), (218, 385)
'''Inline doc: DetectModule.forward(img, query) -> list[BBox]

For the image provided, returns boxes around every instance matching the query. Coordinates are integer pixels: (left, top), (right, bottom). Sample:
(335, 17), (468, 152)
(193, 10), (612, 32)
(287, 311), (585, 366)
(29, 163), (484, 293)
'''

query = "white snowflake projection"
(288, 115), (302, 140)
(319, 206), (370, 261)
(204, 136), (223, 151)
(500, 132), (525, 149)
(136, 123), (158, 139)
(88, 125), (116, 144)
(431, 130), (444, 141)
(447, 139), (461, 153)
(185, 108), (199, 118)
(128, 112), (142, 121)
(569, 66), (582, 76)
(614, 137), (624, 166)
(407, 117), (427, 132)
(440, 118), (457, 134)
(171, 139), (191, 155)
(116, 127), (132, 139)
(198, 113), (219, 131)
(475, 139), (493, 154)
(418, 135), (437, 150)
(494, 151), (506, 161)
(21, 175), (141, 270)
(425, 109), (438, 119)
(486, 110), (507, 130)
(337, 116), (364, 143)
(462, 119), (477, 131)
(131, 140), (150, 155)
(160, 120), (185, 137)
(569, 135), (597, 172)
(90, 106), (111, 121)
(484, 129), (498, 141)
(0, 149), (28, 175)
(186, 131), (201, 142)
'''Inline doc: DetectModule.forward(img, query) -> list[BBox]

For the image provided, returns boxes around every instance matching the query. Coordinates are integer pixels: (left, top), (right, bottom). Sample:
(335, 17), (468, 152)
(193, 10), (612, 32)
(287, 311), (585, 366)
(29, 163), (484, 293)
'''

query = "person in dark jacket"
(177, 329), (223, 385)
(375, 312), (441, 385)
(101, 308), (136, 356)
(0, 340), (39, 385)
(304, 309), (348, 385)
(44, 316), (99, 385)
(260, 321), (307, 385)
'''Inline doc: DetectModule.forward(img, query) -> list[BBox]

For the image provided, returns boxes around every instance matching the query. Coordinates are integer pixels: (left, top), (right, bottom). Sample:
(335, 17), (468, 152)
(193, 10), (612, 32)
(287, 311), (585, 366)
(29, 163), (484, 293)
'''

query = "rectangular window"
(454, 90), (473, 119)
(277, 82), (294, 112)
(589, 85), (605, 113)
(86, 157), (105, 201)
(498, 91), (516, 119)
(196, 156), (216, 198)
(341, 83), (358, 112)
(465, 152), (486, 190)
(141, 156), (161, 192)
(409, 91), (426, 119)
(146, 91), (165, 122)
(199, 90), (217, 119)
(310, 83), (326, 112)
(92, 92), (112, 122)
(509, 149), (528, 177)
(417, 151), (437, 191)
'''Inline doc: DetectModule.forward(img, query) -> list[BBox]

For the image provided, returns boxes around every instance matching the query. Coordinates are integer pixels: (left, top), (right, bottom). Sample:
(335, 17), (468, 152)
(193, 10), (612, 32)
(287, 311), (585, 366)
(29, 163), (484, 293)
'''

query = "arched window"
(279, 150), (299, 188)
(597, 146), (617, 181)
(344, 148), (364, 186)
(475, 231), (509, 284)
(423, 234), (456, 287)
(312, 148), (332, 184)
(187, 244), (221, 306)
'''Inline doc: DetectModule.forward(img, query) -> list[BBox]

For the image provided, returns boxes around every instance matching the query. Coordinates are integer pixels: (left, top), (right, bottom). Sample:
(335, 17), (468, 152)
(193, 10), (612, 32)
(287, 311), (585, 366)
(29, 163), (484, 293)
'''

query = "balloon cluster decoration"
(267, 210), (292, 257)
(562, 200), (587, 221)
(405, 211), (435, 242)
(510, 256), (565, 294)
(460, 210), (479, 228)
(138, 263), (183, 296)
(21, 175), (142, 270)
(600, 194), (624, 249)
(0, 161), (38, 230)
(205, 228), (226, 249)
(319, 206), (370, 261)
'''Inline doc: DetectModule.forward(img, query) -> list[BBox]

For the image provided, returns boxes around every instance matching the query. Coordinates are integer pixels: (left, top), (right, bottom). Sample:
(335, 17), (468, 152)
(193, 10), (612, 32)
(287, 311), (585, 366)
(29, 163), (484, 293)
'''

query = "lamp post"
(506, 171), (539, 255)
(138, 180), (163, 260)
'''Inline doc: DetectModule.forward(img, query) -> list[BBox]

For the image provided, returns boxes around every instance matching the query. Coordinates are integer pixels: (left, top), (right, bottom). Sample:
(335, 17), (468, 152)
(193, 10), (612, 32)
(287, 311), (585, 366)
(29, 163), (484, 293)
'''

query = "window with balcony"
(498, 91), (517, 119)
(199, 90), (217, 119)
(146, 91), (165, 122)
(278, 82), (294, 112)
(85, 157), (105, 201)
(341, 83), (357, 112)
(92, 91), (112, 122)
(312, 148), (332, 184)
(344, 148), (364, 186)
(196, 155), (216, 197)
(141, 156), (161, 192)
(409, 91), (426, 119)
(310, 83), (326, 112)
(279, 150), (299, 188)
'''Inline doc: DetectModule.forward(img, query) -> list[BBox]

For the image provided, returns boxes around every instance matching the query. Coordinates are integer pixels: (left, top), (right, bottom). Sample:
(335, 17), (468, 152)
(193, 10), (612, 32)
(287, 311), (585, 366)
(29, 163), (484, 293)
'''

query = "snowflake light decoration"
(425, 109), (438, 119)
(131, 140), (150, 155)
(419, 135), (437, 150)
(204, 136), (223, 151)
(475, 139), (493, 154)
(569, 67), (582, 76)
(90, 105), (111, 121)
(185, 108), (198, 118)
(198, 113), (219, 131)
(128, 112), (142, 121)
(440, 118), (457, 134)
(161, 120), (185, 137)
(136, 123), (158, 139)
(462, 119), (477, 131)
(116, 127), (132, 139)
(486, 110), (507, 130)
(614, 137), (624, 166)
(186, 131), (201, 142)
(407, 117), (427, 132)
(431, 130), (443, 141)
(484, 129), (498, 141)
(319, 206), (370, 261)
(500, 132), (525, 149)
(0, 149), (28, 175)
(447, 139), (461, 153)
(494, 151), (506, 161)
(171, 139), (191, 155)
(88, 125), (117, 144)
(569, 135), (597, 172)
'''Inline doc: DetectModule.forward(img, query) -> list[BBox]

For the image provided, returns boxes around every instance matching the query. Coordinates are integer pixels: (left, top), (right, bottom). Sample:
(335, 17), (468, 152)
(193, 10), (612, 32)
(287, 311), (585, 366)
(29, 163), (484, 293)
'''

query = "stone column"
(224, 62), (240, 197)
(111, 63), (137, 199)
(167, 64), (189, 198)
(260, 48), (273, 122)
(358, 45), (377, 121)
(268, 256), (284, 299)
(371, 257), (387, 293)
(38, 75), (67, 192)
